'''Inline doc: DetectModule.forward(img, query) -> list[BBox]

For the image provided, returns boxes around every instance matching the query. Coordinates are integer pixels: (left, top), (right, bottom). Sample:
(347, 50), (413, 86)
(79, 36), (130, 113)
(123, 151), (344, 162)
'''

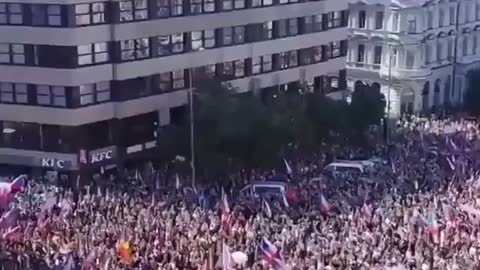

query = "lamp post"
(189, 68), (196, 188)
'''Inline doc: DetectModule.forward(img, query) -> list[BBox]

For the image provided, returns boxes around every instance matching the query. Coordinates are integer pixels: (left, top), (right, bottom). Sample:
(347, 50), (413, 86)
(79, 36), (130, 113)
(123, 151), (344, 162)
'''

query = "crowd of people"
(0, 116), (480, 270)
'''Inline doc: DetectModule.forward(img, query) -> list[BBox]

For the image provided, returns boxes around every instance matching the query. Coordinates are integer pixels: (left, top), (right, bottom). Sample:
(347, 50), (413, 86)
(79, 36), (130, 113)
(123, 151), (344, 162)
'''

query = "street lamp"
(189, 68), (196, 188)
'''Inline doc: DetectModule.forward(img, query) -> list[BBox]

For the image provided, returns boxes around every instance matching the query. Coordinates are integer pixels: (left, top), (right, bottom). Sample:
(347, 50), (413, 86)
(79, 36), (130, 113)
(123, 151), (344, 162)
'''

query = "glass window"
(279, 52), (289, 69)
(119, 0), (148, 22)
(223, 62), (234, 76)
(474, 36), (478, 55)
(0, 3), (23, 25)
(331, 41), (341, 58)
(375, 11), (383, 29)
(234, 60), (244, 77)
(75, 2), (106, 26)
(79, 84), (94, 105)
(477, 3), (480, 20)
(159, 72), (172, 91)
(329, 11), (342, 28)
(449, 6), (455, 25)
(374, 46), (382, 64)
(191, 30), (215, 51)
(439, 8), (445, 27)
(0, 82), (13, 103)
(37, 85), (51, 105)
(427, 10), (433, 29)
(0, 44), (25, 64)
(392, 12), (399, 32)
(47, 5), (62, 26)
(358, 10), (366, 28)
(289, 51), (298, 67)
(121, 38), (150, 60)
(222, 0), (244, 10)
(96, 81), (111, 102)
(223, 27), (233, 45)
(77, 42), (109, 66)
(252, 0), (271, 7)
(191, 0), (215, 14)
(463, 37), (469, 56)
(157, 33), (184, 56)
(277, 20), (287, 37)
(263, 21), (273, 40)
(172, 70), (185, 89)
(288, 18), (298, 36)
(357, 44), (365, 62)
(52, 86), (66, 107)
(406, 50), (415, 69)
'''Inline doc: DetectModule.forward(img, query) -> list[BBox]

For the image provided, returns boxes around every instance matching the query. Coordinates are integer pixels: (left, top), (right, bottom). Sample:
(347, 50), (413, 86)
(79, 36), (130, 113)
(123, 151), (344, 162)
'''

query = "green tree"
(348, 84), (386, 131)
(465, 69), (480, 116)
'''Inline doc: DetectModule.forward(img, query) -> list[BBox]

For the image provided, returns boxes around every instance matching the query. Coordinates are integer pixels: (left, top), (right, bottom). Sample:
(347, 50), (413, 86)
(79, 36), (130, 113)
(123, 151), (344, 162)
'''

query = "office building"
(0, 0), (348, 176)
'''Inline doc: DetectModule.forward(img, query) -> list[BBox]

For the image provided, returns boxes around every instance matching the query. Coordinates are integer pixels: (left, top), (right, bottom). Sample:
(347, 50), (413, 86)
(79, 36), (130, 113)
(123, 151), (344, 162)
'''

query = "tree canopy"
(465, 70), (480, 116)
(157, 79), (386, 176)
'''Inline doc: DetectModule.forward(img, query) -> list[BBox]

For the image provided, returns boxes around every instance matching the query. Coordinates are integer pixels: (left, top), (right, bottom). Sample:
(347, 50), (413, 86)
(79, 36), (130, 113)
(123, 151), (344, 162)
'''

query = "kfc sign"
(89, 146), (117, 164)
(41, 158), (65, 169)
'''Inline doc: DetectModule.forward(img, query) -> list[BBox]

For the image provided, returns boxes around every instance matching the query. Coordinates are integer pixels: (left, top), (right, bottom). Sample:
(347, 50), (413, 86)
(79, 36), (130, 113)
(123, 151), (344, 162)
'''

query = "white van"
(240, 181), (294, 195)
(324, 161), (369, 174)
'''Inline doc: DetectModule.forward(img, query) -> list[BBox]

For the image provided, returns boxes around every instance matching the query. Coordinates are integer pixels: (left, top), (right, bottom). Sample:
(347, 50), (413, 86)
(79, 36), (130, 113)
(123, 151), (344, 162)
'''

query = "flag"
(155, 170), (161, 190)
(281, 191), (289, 208)
(10, 175), (25, 193)
(64, 254), (76, 270)
(262, 199), (272, 218)
(0, 207), (19, 229)
(284, 159), (292, 176)
(221, 188), (230, 214)
(361, 203), (372, 220)
(256, 238), (286, 270)
(446, 156), (455, 171)
(319, 193), (330, 214)
(81, 249), (96, 269)
(425, 213), (439, 243)
(222, 241), (232, 270)
(117, 240), (133, 264)
(175, 174), (181, 190)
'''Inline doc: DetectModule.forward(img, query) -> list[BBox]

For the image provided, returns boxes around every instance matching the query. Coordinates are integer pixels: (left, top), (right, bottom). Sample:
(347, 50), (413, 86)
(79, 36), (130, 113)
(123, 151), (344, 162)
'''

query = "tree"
(465, 69), (480, 116)
(349, 83), (386, 131)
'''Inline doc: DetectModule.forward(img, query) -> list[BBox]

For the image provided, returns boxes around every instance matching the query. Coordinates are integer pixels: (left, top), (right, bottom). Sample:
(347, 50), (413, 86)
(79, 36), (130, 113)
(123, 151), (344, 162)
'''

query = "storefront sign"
(41, 158), (65, 169)
(89, 146), (117, 164)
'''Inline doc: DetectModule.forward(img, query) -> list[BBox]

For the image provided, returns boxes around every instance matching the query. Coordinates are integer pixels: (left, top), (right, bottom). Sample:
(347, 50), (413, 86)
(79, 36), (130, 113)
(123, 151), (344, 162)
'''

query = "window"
(276, 19), (289, 38)
(463, 37), (469, 56)
(303, 15), (323, 33)
(357, 44), (365, 62)
(288, 18), (298, 36)
(223, 26), (245, 45)
(278, 51), (298, 69)
(392, 12), (399, 32)
(0, 44), (25, 64)
(75, 2), (106, 26)
(279, 0), (298, 4)
(157, 33), (185, 55)
(36, 85), (66, 107)
(358, 10), (366, 28)
(252, 55), (272, 74)
(0, 83), (27, 104)
(437, 42), (443, 61)
(465, 3), (472, 22)
(477, 3), (480, 20)
(447, 39), (453, 59)
(299, 46), (323, 65)
(425, 44), (431, 64)
(172, 70), (185, 89)
(330, 41), (341, 58)
(406, 50), (414, 69)
(427, 10), (433, 29)
(222, 0), (245, 10)
(191, 30), (215, 51)
(262, 21), (273, 40)
(79, 81), (110, 105)
(450, 6), (455, 25)
(159, 72), (172, 91)
(407, 16), (416, 33)
(120, 38), (150, 61)
(190, 0), (215, 14)
(223, 60), (245, 78)
(375, 11), (383, 29)
(155, 0), (183, 17)
(251, 0), (272, 8)
(474, 36), (478, 55)
(0, 3), (23, 25)
(391, 48), (398, 67)
(329, 11), (342, 28)
(30, 4), (62, 26)
(119, 0), (148, 22)
(77, 42), (109, 66)
(373, 46), (382, 64)
(439, 8), (445, 27)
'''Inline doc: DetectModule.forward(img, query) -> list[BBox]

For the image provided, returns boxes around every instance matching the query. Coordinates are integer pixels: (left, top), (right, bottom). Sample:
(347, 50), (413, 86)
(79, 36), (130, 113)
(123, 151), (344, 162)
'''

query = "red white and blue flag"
(256, 238), (287, 270)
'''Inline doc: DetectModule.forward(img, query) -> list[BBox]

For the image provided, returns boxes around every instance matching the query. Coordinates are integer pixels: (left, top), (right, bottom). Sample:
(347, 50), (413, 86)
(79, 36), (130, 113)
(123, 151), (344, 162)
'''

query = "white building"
(0, 0), (348, 174)
(347, 0), (480, 117)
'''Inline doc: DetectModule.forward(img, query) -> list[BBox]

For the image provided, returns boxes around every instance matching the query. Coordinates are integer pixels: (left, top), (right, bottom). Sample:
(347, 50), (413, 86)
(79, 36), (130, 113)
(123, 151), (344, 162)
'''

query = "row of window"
(0, 0), (339, 27)
(0, 40), (347, 107)
(0, 12), (347, 67)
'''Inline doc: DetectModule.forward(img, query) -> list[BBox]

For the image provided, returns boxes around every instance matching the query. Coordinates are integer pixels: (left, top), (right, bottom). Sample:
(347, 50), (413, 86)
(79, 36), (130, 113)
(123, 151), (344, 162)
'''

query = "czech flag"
(256, 238), (286, 270)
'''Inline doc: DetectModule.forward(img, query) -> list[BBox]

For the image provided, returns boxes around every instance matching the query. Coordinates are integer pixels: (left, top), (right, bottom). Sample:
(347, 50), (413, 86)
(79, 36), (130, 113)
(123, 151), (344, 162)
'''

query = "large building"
(0, 0), (348, 177)
(347, 0), (480, 117)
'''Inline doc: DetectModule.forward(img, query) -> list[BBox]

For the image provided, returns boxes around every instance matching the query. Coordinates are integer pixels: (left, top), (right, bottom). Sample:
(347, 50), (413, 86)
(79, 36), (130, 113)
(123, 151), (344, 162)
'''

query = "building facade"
(347, 0), (480, 118)
(0, 0), (348, 176)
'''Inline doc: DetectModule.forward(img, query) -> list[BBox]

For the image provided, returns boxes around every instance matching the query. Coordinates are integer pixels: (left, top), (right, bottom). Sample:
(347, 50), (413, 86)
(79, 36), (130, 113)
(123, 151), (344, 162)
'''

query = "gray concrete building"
(0, 0), (348, 175)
